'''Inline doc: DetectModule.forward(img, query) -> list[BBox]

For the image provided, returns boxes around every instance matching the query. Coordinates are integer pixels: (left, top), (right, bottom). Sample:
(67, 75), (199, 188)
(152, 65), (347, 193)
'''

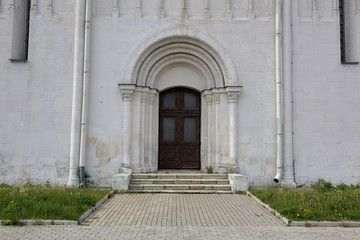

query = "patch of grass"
(0, 184), (110, 224)
(206, 166), (213, 174)
(250, 180), (360, 221)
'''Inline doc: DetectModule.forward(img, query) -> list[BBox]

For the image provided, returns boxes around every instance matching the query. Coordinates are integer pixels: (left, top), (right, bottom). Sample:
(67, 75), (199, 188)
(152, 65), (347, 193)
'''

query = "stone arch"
(123, 25), (238, 88)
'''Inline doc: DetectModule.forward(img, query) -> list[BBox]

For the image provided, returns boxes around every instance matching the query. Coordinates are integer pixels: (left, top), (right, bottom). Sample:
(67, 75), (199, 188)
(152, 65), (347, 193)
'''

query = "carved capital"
(121, 90), (134, 102)
(205, 95), (213, 105)
(213, 94), (221, 104)
(119, 84), (136, 102)
(141, 92), (148, 103)
(227, 92), (240, 103)
(226, 86), (242, 103)
(148, 90), (157, 104)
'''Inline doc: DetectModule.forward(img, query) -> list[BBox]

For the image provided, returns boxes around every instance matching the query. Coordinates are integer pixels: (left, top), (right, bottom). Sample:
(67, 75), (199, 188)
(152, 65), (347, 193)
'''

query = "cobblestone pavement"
(1, 194), (360, 240)
(87, 194), (284, 227)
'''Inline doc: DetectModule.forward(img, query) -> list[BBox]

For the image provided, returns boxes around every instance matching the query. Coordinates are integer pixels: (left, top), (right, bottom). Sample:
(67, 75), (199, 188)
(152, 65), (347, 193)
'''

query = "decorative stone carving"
(120, 85), (136, 102)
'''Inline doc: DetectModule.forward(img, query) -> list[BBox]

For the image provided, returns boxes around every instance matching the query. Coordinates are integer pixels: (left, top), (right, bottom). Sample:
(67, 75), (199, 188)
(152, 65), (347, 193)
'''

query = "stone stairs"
(129, 173), (233, 194)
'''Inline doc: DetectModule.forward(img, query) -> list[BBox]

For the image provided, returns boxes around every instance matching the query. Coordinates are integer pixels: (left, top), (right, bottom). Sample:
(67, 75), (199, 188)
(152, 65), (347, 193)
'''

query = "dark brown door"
(159, 88), (200, 169)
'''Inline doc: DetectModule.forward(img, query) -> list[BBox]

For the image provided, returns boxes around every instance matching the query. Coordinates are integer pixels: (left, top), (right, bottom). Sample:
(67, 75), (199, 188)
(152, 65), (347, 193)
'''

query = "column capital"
(148, 89), (157, 104)
(205, 95), (213, 105)
(226, 86), (242, 103)
(119, 84), (136, 102)
(139, 88), (149, 103)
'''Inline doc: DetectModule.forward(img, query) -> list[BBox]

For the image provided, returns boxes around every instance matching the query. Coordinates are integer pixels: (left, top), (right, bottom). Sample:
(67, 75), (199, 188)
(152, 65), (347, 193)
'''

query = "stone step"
(130, 179), (230, 185)
(129, 184), (231, 191)
(131, 174), (228, 179)
(129, 189), (233, 194)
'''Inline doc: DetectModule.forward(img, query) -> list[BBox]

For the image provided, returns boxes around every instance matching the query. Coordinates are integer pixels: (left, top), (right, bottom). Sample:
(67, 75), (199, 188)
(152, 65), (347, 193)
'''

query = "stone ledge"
(228, 174), (249, 192)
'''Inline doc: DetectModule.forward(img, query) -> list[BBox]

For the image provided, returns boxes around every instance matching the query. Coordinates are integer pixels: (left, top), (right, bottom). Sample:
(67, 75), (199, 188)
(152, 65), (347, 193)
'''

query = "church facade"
(0, 0), (359, 188)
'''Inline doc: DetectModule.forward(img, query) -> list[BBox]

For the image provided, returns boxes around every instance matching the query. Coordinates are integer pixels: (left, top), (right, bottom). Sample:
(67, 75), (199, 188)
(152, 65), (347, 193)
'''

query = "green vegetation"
(205, 166), (213, 174)
(250, 179), (360, 221)
(0, 184), (110, 225)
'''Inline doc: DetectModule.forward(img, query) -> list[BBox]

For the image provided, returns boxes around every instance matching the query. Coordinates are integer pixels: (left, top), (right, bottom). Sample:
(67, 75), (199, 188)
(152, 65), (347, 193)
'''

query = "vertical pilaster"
(120, 85), (135, 167)
(136, 0), (142, 20)
(47, 0), (53, 18)
(113, 0), (119, 18)
(158, 0), (164, 19)
(31, 0), (37, 13)
(226, 0), (232, 20)
(203, 0), (209, 20)
(182, 0), (187, 20)
(140, 89), (148, 171)
(248, 0), (254, 20)
(333, 0), (338, 13)
(312, 0), (317, 12)
(213, 91), (221, 168)
(9, 0), (14, 11)
(148, 90), (157, 171)
(205, 92), (213, 166)
(226, 87), (241, 172)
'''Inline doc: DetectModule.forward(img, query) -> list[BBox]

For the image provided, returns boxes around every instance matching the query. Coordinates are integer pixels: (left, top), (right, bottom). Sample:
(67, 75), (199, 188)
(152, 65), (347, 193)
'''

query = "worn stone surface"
(112, 173), (131, 191)
(228, 174), (249, 192)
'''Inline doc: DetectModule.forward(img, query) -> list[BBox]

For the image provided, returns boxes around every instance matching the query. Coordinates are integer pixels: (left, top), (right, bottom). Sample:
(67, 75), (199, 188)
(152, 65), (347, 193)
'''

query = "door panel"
(159, 88), (200, 169)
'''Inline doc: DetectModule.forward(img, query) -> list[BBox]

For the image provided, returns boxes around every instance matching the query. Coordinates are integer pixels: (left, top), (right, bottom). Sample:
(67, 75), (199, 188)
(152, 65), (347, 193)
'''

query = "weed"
(206, 166), (213, 174)
(32, 219), (44, 225)
(304, 222), (312, 227)
(312, 179), (333, 192)
(1, 219), (23, 226)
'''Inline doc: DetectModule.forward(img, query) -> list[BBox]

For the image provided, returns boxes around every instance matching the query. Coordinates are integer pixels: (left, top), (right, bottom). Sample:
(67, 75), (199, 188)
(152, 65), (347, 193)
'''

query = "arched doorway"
(159, 88), (200, 169)
(119, 34), (241, 173)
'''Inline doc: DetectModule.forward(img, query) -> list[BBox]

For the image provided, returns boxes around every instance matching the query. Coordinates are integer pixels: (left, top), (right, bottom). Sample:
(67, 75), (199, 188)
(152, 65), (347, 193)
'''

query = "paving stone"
(1, 194), (360, 239)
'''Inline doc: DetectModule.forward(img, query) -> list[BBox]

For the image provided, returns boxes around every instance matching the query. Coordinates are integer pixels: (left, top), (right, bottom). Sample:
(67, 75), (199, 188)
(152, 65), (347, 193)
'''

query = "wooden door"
(159, 88), (200, 169)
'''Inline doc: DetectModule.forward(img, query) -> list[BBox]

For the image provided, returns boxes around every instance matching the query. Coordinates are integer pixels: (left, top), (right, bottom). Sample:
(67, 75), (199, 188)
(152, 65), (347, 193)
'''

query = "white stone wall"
(0, 0), (74, 185)
(0, 0), (359, 187)
(86, 0), (278, 187)
(292, 0), (360, 185)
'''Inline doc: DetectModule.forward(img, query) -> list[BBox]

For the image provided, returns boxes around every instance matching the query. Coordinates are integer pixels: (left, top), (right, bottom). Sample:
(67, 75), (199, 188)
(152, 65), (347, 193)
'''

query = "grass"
(0, 184), (111, 225)
(249, 179), (360, 222)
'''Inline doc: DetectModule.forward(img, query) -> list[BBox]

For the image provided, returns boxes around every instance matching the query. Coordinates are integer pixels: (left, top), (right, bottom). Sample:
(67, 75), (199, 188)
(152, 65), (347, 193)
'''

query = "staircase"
(129, 173), (232, 194)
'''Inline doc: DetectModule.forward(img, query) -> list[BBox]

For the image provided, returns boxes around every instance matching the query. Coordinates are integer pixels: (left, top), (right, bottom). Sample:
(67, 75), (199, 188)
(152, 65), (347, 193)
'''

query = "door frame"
(158, 87), (201, 169)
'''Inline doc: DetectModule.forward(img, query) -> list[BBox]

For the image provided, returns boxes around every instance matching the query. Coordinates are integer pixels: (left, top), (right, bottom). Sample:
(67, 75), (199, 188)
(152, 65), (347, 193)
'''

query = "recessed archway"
(119, 34), (241, 173)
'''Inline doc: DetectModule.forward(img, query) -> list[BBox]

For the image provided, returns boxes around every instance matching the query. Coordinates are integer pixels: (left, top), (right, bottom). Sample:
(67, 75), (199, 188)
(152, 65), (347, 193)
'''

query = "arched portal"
(119, 35), (242, 173)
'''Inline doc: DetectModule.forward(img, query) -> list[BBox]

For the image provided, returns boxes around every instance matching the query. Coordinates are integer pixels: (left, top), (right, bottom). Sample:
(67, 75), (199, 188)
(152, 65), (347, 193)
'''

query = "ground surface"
(1, 194), (360, 240)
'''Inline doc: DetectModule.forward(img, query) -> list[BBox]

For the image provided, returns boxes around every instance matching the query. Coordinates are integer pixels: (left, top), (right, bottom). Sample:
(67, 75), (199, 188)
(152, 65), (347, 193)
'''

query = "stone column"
(204, 91), (213, 167)
(226, 87), (241, 172)
(213, 91), (221, 168)
(148, 90), (157, 171)
(120, 85), (135, 168)
(140, 89), (148, 171)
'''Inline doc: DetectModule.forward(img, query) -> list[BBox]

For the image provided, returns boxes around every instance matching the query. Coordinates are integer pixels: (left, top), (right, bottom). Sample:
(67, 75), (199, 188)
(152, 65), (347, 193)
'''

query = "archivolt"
(131, 36), (230, 89)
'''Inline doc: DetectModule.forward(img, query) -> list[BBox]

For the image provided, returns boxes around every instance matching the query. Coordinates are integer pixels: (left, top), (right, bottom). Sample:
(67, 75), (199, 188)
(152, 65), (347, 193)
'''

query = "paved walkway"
(87, 194), (284, 227)
(1, 194), (360, 240)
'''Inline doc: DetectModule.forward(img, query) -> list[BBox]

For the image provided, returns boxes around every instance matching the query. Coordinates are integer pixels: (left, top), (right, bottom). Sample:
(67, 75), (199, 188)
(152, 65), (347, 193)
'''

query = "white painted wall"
(0, 0), (359, 187)
(0, 0), (74, 185)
